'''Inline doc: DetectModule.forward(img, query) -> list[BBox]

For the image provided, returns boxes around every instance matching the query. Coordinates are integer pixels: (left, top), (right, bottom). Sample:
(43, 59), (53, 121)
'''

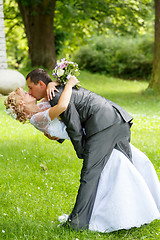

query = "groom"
(26, 68), (133, 230)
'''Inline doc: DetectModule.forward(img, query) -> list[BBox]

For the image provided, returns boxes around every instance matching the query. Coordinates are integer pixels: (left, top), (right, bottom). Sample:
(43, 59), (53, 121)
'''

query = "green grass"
(1, 70), (160, 239)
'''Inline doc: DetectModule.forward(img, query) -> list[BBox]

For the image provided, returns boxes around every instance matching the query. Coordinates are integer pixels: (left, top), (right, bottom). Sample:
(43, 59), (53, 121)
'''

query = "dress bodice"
(30, 101), (70, 140)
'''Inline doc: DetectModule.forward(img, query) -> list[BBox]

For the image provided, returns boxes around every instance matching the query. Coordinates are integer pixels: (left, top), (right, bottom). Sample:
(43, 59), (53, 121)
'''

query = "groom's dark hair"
(26, 68), (52, 85)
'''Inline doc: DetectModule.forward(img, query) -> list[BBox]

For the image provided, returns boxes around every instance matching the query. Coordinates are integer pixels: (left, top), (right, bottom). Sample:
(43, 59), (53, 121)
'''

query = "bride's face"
(15, 88), (37, 109)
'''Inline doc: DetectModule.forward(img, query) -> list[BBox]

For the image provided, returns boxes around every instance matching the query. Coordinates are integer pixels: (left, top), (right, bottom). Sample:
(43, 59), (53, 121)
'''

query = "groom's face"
(27, 77), (47, 101)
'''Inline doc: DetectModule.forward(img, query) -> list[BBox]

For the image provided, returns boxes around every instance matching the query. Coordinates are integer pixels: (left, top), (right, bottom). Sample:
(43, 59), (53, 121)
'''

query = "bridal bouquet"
(52, 58), (80, 89)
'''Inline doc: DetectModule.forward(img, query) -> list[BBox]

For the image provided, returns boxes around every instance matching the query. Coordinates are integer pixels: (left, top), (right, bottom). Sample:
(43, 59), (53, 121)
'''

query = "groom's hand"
(44, 133), (59, 141)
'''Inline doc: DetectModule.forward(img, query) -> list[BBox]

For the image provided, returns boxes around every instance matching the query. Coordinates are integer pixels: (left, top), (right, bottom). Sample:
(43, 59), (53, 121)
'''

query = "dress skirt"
(89, 144), (160, 232)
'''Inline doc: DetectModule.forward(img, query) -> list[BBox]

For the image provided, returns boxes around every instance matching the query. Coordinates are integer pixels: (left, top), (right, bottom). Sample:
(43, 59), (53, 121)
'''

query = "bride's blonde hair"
(4, 91), (31, 123)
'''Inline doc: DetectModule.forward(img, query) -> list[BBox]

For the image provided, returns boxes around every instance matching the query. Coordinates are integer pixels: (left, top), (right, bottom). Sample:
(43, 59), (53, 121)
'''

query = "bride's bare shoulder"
(37, 99), (51, 110)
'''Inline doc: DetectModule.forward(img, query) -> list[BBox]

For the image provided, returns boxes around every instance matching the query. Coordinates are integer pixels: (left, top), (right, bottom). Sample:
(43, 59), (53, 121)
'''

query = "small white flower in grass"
(2, 230), (5, 233)
(57, 224), (62, 228)
(29, 194), (31, 197)
(3, 213), (7, 216)
(40, 164), (47, 171)
(17, 207), (21, 214)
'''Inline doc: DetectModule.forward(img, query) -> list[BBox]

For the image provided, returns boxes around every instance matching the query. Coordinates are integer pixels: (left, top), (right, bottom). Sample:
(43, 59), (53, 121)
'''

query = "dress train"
(89, 144), (160, 232)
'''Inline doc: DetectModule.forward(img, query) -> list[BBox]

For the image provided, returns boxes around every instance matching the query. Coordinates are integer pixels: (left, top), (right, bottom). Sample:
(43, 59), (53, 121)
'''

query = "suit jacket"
(50, 86), (133, 159)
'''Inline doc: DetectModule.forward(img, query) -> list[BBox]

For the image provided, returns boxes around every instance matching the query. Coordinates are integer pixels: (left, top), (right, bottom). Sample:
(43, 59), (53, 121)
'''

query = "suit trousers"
(68, 115), (132, 230)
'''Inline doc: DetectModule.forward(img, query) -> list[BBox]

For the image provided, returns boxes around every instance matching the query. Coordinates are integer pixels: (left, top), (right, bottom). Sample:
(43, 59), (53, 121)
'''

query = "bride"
(4, 77), (160, 233)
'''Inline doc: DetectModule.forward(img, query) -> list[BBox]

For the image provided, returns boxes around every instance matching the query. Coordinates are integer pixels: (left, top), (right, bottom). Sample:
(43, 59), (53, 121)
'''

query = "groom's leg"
(68, 120), (131, 230)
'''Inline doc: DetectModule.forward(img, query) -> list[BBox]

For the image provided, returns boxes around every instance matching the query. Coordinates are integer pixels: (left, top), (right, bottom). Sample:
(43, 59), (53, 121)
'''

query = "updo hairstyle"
(4, 91), (31, 123)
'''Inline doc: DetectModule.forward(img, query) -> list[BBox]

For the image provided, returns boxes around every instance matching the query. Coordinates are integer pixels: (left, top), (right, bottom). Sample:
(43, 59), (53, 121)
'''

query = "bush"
(73, 35), (154, 80)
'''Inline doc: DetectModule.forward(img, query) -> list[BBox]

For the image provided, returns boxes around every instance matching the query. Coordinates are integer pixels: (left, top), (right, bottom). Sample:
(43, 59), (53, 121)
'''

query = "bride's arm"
(49, 76), (79, 121)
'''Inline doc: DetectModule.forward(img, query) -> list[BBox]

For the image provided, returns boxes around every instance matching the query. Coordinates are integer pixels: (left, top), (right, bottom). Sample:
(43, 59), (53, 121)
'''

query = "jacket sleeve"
(50, 86), (85, 158)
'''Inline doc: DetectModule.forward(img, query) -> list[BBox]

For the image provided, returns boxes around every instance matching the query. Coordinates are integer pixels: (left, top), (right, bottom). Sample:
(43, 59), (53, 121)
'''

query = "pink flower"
(60, 63), (67, 69)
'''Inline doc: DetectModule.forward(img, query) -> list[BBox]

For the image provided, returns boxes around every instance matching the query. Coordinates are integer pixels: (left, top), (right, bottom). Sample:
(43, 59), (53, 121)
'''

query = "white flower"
(58, 214), (69, 223)
(17, 207), (21, 214)
(67, 74), (72, 80)
(5, 109), (17, 119)
(2, 230), (5, 233)
(57, 68), (64, 77)
(52, 58), (80, 89)
(5, 108), (12, 115)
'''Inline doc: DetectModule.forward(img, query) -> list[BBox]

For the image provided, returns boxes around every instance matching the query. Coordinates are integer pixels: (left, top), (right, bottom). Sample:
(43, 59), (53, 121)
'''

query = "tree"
(4, 0), (152, 69)
(17, 0), (56, 69)
(0, 0), (8, 69)
(54, 0), (152, 48)
(148, 0), (160, 92)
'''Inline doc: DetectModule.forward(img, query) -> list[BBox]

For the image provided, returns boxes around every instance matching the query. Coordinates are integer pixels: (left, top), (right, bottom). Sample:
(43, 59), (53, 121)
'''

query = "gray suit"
(50, 86), (133, 230)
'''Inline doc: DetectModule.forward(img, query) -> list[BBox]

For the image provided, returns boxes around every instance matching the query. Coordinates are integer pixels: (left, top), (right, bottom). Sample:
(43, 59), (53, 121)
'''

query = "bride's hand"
(47, 82), (59, 101)
(67, 76), (80, 87)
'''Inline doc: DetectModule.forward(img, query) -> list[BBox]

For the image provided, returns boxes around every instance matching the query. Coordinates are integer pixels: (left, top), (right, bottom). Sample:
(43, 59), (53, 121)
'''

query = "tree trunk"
(149, 0), (160, 92)
(0, 0), (8, 69)
(17, 0), (56, 69)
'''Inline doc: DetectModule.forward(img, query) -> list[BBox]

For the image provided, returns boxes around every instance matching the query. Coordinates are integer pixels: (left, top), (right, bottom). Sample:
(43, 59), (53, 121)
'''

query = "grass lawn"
(0, 70), (160, 239)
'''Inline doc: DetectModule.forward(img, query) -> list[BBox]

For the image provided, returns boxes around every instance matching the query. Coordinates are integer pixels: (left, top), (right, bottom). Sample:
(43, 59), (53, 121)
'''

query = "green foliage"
(55, 0), (154, 59)
(1, 70), (160, 239)
(73, 35), (154, 80)
(3, 0), (30, 69)
(54, 29), (69, 56)
(3, 0), (153, 70)
(55, 0), (153, 37)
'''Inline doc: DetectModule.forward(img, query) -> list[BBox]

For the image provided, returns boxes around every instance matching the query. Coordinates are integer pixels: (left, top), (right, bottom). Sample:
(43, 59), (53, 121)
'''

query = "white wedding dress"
(30, 101), (160, 233)
(30, 101), (70, 140)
